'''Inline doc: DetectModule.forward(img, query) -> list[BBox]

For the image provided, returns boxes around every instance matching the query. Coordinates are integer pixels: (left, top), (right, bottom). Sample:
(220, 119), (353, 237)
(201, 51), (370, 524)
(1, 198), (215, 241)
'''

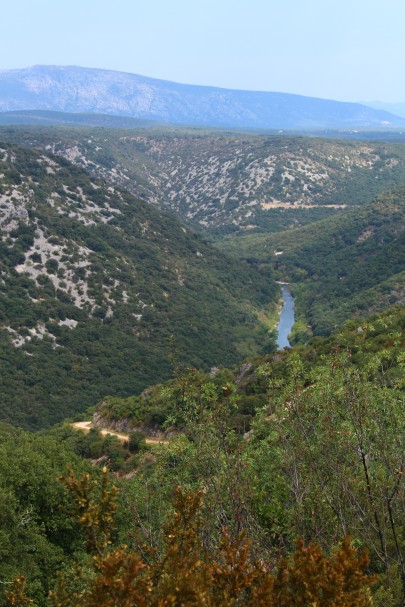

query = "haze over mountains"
(1, 3), (405, 597)
(1, 65), (404, 130)
(365, 101), (405, 119)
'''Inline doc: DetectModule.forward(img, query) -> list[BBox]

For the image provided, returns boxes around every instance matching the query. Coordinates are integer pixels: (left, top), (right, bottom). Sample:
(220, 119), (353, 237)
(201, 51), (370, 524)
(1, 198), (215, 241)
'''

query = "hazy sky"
(2, 0), (404, 102)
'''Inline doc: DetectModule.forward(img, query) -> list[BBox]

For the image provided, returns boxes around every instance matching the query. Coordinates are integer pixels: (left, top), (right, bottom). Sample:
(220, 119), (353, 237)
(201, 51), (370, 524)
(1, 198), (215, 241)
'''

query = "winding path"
(71, 421), (168, 445)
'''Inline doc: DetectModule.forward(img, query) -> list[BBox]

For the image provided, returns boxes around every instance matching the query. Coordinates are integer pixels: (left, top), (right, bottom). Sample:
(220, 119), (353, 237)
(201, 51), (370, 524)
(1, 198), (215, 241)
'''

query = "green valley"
(220, 189), (404, 338)
(0, 123), (404, 607)
(0, 142), (277, 429)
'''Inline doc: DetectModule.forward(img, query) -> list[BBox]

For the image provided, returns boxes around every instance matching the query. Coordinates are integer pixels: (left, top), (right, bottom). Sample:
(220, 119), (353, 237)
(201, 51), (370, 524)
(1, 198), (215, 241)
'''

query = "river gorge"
(276, 285), (295, 349)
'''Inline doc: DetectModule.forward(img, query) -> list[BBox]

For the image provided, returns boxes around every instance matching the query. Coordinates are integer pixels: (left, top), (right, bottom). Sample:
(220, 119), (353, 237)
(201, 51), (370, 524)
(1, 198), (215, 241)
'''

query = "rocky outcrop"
(91, 411), (169, 438)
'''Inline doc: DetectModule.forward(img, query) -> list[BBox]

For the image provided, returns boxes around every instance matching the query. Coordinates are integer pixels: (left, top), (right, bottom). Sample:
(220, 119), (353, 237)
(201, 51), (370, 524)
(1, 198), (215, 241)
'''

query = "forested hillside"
(3, 126), (405, 234)
(0, 143), (277, 429)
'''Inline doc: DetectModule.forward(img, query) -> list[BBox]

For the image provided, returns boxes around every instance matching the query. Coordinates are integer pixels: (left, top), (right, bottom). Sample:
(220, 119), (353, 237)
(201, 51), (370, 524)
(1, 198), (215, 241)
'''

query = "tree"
(250, 346), (404, 604)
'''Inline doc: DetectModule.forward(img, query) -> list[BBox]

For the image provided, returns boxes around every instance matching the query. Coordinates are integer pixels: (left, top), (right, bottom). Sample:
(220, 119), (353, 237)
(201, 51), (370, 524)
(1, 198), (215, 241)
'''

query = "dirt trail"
(71, 421), (168, 445)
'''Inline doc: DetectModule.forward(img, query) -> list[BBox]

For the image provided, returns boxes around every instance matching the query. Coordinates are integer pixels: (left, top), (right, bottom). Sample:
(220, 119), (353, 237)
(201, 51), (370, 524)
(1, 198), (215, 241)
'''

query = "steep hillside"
(220, 191), (405, 336)
(1, 65), (404, 129)
(0, 143), (277, 429)
(3, 126), (405, 234)
(87, 305), (404, 437)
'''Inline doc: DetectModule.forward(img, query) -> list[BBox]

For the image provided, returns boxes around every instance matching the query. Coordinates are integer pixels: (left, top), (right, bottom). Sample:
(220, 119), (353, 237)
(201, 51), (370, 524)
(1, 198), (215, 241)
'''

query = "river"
(276, 285), (295, 350)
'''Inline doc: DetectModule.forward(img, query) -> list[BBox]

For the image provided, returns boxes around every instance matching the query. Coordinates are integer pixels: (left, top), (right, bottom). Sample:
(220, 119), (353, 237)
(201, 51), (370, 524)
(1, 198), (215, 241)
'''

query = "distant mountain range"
(0, 65), (404, 130)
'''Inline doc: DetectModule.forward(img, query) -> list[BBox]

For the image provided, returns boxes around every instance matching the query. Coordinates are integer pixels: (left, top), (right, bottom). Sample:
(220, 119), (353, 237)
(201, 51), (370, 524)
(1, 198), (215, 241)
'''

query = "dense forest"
(0, 306), (403, 605)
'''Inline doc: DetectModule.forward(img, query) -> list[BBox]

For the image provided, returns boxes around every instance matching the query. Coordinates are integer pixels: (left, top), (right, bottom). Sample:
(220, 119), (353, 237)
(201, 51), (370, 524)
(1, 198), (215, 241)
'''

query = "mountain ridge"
(0, 65), (404, 129)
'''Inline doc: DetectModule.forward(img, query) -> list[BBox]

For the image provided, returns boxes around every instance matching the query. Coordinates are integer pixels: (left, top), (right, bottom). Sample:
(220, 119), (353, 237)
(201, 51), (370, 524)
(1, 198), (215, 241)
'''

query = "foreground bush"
(33, 473), (375, 606)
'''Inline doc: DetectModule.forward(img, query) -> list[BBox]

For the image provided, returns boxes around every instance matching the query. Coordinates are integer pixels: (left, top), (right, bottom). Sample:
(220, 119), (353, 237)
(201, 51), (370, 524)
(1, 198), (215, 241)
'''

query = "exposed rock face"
(92, 411), (167, 437)
(92, 411), (134, 434)
(235, 363), (253, 384)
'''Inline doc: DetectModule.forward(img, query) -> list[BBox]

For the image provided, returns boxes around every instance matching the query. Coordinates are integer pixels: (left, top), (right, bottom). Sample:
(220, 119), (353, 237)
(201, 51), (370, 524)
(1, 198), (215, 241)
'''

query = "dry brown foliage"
(45, 478), (376, 606)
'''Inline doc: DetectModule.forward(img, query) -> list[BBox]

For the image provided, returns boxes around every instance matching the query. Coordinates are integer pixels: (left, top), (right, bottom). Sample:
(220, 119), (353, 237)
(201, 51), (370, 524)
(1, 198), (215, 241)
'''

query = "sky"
(2, 0), (405, 102)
